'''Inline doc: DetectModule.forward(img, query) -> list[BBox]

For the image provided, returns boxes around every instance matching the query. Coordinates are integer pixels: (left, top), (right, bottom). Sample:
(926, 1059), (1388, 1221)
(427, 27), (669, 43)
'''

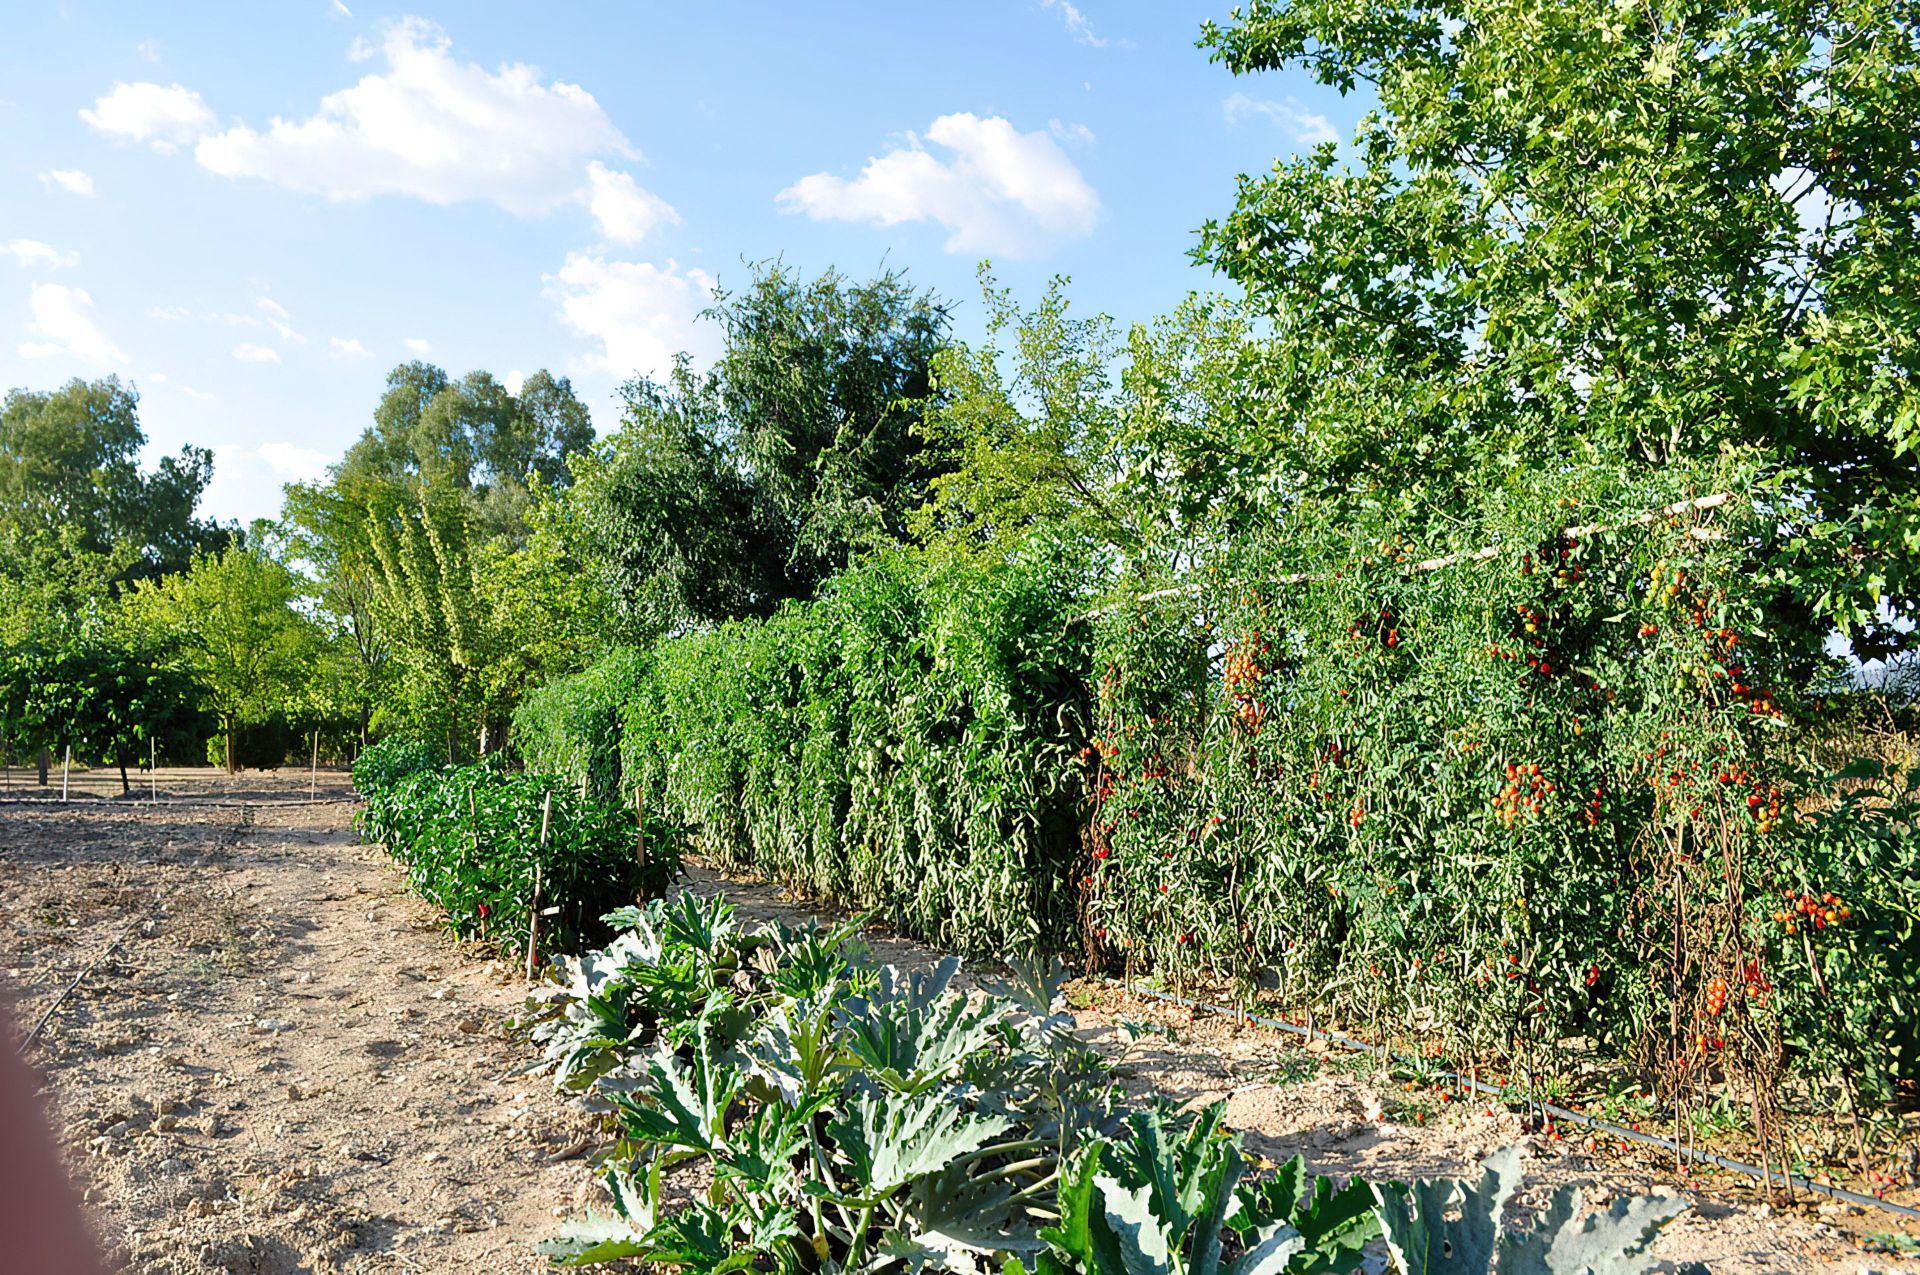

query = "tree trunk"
(224, 714), (238, 774)
(36, 748), (49, 786)
(119, 762), (130, 794)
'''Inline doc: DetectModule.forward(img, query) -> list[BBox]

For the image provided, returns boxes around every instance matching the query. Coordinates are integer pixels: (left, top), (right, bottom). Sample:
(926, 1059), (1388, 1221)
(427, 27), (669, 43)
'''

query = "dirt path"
(2, 785), (596, 1274)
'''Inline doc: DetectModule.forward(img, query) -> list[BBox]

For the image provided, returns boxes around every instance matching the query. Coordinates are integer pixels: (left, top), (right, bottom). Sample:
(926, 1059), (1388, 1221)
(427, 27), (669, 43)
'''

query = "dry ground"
(3, 785), (1916, 1273)
(2, 780), (598, 1274)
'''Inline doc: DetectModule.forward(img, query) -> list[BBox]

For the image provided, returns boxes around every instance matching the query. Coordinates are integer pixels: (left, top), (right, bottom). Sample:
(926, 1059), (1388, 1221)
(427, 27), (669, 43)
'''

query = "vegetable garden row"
(506, 467), (1920, 1186)
(353, 746), (1704, 1271)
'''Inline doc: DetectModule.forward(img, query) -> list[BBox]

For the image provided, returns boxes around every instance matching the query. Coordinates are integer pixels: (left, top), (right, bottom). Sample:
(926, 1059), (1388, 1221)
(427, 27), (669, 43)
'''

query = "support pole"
(150, 736), (158, 806)
(526, 790), (552, 982)
(310, 729), (319, 799)
(635, 785), (647, 875)
(61, 745), (70, 802)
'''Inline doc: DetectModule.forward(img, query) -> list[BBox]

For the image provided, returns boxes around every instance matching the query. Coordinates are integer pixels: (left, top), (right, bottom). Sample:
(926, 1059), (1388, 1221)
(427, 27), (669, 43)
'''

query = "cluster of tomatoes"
(1222, 631), (1269, 731)
(1492, 762), (1554, 828)
(1772, 890), (1851, 934)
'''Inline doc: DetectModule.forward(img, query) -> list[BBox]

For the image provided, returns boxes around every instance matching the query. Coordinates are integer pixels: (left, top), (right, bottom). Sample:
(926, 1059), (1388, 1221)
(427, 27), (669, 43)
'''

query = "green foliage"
(568, 261), (951, 632)
(512, 647), (650, 806)
(525, 536), (1096, 957)
(0, 376), (227, 580)
(0, 621), (211, 785)
(1198, 0), (1920, 655)
(358, 760), (681, 959)
(352, 734), (443, 794)
(121, 541), (322, 771)
(527, 891), (1123, 1271)
(528, 893), (1690, 1274)
(915, 270), (1252, 567)
(1083, 461), (1920, 1110)
(1370, 1147), (1685, 1275)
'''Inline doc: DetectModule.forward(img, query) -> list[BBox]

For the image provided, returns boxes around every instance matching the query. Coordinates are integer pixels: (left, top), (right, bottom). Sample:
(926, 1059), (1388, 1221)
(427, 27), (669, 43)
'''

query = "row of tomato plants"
(511, 466), (1920, 1151)
(1085, 472), (1920, 1161)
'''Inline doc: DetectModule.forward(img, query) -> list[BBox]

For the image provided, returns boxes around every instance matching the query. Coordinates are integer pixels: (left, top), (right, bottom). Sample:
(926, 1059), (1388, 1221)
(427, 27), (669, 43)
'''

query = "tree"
(572, 261), (952, 627)
(912, 270), (1253, 578)
(0, 377), (227, 578)
(713, 261), (951, 594)
(363, 486), (500, 758)
(122, 543), (319, 772)
(1198, 0), (1920, 653)
(334, 362), (596, 538)
(0, 622), (211, 792)
(568, 367), (779, 632)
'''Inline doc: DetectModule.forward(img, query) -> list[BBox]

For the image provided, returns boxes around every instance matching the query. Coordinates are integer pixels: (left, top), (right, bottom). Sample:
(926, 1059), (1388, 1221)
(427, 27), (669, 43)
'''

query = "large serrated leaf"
(1497, 1185), (1689, 1275)
(1373, 1146), (1523, 1275)
(829, 1088), (1015, 1195)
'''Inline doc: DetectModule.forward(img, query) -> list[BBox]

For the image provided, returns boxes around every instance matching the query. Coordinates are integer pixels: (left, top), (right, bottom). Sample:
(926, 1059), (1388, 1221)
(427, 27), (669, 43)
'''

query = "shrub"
(518, 537), (1096, 957)
(360, 760), (680, 958)
(512, 646), (651, 806)
(351, 734), (442, 797)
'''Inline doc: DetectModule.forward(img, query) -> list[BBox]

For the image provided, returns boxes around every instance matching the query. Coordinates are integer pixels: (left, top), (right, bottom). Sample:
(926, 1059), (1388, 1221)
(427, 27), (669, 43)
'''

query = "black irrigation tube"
(1116, 982), (1920, 1223)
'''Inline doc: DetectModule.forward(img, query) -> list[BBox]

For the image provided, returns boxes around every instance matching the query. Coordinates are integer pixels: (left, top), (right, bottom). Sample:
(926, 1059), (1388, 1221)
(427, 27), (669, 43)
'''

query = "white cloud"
(1049, 119), (1095, 146)
(1222, 92), (1340, 147)
(544, 252), (714, 380)
(137, 39), (161, 64)
(147, 304), (191, 321)
(146, 371), (215, 401)
(403, 337), (432, 354)
(777, 113), (1100, 258)
(19, 283), (128, 364)
(329, 335), (371, 358)
(256, 296), (305, 343)
(584, 161), (678, 245)
(39, 169), (95, 196)
(1041, 0), (1107, 47)
(195, 19), (634, 216)
(259, 441), (330, 480)
(201, 442), (333, 524)
(80, 81), (216, 152)
(2, 240), (80, 270)
(232, 342), (282, 364)
(329, 0), (353, 16)
(503, 368), (525, 396)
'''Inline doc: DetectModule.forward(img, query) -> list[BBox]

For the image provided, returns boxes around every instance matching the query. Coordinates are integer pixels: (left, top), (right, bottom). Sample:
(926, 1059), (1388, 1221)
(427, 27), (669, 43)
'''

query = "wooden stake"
(635, 785), (647, 874)
(61, 745), (70, 802)
(527, 790), (552, 981)
(310, 729), (319, 799)
(150, 736), (157, 806)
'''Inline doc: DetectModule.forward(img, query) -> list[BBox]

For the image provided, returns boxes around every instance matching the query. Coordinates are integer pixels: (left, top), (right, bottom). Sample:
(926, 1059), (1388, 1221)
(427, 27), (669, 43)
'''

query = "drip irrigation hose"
(1114, 982), (1920, 1223)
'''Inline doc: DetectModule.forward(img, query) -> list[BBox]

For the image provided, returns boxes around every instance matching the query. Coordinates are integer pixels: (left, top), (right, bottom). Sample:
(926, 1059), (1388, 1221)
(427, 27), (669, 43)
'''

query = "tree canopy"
(0, 377), (227, 579)
(1199, 0), (1920, 651)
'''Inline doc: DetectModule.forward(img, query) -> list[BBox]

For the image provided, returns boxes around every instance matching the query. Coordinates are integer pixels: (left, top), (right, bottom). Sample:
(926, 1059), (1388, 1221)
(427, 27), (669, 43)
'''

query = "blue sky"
(0, 1), (1354, 525)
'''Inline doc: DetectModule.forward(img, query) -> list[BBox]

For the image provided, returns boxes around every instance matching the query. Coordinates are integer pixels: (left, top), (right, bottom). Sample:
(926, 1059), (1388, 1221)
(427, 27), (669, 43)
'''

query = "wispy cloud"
(1040, 0), (1106, 47)
(39, 169), (95, 196)
(19, 284), (127, 364)
(1222, 92), (1339, 148)
(2, 240), (80, 270)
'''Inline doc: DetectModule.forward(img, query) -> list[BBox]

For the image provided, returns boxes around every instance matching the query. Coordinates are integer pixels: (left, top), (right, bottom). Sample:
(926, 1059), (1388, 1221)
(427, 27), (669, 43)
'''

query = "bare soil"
(2, 779), (597, 1273)
(4, 787), (1915, 1273)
